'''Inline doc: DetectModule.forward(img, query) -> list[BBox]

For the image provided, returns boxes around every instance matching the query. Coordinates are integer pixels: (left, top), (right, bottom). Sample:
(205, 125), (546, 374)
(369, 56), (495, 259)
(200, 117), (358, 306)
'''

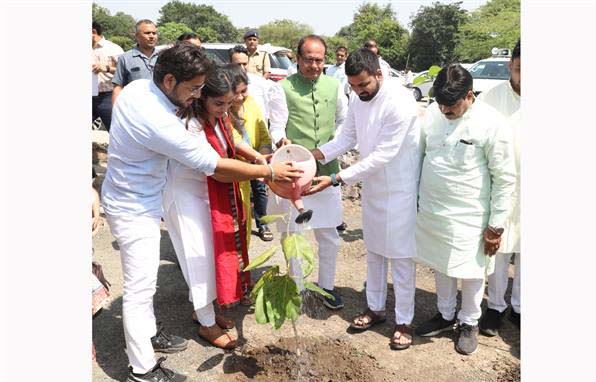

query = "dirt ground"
(92, 142), (520, 382)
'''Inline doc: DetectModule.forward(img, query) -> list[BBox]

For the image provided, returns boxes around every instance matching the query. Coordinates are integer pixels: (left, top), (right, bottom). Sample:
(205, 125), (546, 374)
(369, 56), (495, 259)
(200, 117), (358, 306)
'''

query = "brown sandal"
(390, 324), (413, 350)
(198, 325), (237, 349)
(349, 308), (386, 331)
(191, 311), (235, 329)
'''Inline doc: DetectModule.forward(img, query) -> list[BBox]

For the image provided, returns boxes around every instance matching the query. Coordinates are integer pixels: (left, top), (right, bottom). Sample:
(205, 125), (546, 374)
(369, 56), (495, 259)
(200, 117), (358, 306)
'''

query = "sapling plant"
(243, 212), (333, 333)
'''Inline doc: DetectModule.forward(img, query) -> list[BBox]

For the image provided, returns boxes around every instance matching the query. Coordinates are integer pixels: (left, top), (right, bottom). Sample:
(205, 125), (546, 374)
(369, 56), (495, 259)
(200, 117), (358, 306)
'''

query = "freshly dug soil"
(222, 337), (395, 382)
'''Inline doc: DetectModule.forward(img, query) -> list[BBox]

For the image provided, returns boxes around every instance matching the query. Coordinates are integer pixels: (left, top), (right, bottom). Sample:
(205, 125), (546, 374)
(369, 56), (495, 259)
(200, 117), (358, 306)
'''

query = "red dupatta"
(202, 116), (250, 307)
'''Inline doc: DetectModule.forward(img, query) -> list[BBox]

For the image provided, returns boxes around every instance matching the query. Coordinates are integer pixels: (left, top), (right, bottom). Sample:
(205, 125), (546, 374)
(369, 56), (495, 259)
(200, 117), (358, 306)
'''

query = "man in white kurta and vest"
(478, 40), (521, 336)
(414, 64), (516, 355)
(268, 34), (348, 309)
(308, 48), (420, 350)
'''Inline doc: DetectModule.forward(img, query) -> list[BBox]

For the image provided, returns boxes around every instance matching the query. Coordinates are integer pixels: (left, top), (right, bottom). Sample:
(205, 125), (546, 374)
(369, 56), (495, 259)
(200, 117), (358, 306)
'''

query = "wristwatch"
(330, 173), (340, 187)
(487, 225), (504, 235)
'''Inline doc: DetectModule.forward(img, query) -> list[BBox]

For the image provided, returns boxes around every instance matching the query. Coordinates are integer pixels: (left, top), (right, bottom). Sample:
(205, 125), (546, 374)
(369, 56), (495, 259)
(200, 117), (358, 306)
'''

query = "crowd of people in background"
(92, 19), (520, 382)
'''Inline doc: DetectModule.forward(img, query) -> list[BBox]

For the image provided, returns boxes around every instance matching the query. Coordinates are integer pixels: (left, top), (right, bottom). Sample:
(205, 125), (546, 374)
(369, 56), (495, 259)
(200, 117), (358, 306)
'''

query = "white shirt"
(246, 72), (288, 135)
(319, 78), (420, 257)
(378, 56), (391, 78)
(102, 79), (220, 218)
(327, 63), (350, 96)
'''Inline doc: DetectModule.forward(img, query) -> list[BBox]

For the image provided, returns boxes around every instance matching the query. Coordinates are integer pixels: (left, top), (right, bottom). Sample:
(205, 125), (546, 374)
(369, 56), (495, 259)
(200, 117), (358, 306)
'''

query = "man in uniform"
(244, 29), (270, 79)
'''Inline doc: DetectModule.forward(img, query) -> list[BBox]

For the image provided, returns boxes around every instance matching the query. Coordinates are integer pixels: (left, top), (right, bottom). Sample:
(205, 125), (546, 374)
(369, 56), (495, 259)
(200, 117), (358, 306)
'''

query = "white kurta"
(478, 81), (521, 253)
(415, 101), (516, 278)
(162, 120), (216, 309)
(319, 79), (420, 258)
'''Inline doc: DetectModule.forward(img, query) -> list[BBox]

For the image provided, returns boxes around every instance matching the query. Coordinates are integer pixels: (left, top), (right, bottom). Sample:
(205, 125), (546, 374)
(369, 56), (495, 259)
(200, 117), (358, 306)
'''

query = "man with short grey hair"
(112, 19), (159, 104)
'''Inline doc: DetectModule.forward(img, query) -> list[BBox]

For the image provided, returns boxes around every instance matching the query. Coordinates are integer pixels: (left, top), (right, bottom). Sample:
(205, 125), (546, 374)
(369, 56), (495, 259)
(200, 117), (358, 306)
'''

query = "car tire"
(412, 88), (422, 102)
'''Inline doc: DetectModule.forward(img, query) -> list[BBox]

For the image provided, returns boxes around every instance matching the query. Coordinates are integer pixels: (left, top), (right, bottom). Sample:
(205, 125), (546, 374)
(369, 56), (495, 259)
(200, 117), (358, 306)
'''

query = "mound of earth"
(223, 337), (395, 382)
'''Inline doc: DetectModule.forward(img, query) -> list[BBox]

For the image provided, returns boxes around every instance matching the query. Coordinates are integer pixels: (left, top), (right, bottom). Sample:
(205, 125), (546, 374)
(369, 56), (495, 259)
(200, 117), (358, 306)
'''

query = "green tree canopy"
(336, 3), (409, 69)
(257, 19), (314, 52)
(157, 1), (239, 42)
(92, 3), (136, 40)
(455, 0), (520, 62)
(407, 1), (469, 72)
(157, 22), (192, 45)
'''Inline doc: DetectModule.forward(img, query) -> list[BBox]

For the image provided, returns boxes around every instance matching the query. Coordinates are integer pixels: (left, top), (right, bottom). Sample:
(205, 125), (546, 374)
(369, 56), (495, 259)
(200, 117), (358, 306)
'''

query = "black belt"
(97, 91), (113, 96)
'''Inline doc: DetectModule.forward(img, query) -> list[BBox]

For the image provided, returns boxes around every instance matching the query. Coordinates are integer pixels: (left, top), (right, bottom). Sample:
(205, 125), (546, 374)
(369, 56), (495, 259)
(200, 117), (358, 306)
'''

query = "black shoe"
(127, 357), (187, 382)
(456, 323), (479, 355)
(322, 288), (344, 310)
(509, 310), (520, 328)
(415, 313), (456, 337)
(479, 308), (506, 337)
(151, 322), (188, 354)
(336, 222), (347, 231)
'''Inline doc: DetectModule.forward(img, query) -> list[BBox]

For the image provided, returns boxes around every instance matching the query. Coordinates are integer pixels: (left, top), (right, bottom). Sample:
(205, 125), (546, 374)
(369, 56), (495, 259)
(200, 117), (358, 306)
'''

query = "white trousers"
(106, 214), (160, 374)
(366, 251), (416, 324)
(284, 227), (340, 290)
(488, 252), (520, 314)
(435, 271), (484, 326)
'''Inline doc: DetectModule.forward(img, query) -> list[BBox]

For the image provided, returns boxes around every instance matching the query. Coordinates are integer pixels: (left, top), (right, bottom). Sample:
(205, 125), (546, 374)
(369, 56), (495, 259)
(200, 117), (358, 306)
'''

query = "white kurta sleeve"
(267, 82), (289, 145)
(339, 107), (415, 186)
(334, 83), (348, 135)
(318, 100), (357, 163)
(485, 120), (516, 228)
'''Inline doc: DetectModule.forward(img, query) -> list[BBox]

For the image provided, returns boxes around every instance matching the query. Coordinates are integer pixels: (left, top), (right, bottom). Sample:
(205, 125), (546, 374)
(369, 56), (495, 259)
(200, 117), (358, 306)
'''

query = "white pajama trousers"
(105, 214), (161, 374)
(434, 271), (484, 326)
(366, 251), (416, 325)
(284, 227), (340, 290)
(488, 252), (520, 314)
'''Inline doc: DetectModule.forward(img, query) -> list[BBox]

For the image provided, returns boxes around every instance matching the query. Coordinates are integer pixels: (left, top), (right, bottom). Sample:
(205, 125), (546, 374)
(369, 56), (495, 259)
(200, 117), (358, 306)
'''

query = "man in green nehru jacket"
(268, 34), (348, 310)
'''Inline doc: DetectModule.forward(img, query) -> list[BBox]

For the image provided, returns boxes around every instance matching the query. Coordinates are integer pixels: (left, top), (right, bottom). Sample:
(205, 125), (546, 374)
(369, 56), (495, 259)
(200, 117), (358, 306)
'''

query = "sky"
(95, 0), (489, 36)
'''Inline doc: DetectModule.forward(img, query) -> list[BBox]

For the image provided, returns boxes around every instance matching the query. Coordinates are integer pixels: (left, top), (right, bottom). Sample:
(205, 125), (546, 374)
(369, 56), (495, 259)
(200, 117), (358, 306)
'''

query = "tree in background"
(92, 3), (137, 51)
(336, 3), (409, 69)
(157, 22), (192, 45)
(455, 0), (520, 62)
(407, 1), (468, 72)
(158, 1), (239, 42)
(257, 19), (314, 52)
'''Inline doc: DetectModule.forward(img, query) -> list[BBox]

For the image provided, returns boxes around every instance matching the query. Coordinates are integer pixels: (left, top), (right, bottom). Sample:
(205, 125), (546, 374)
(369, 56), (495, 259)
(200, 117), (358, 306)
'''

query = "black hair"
(223, 63), (249, 89)
(92, 21), (102, 36)
(512, 39), (520, 60)
(336, 46), (348, 54)
(432, 64), (473, 106)
(153, 43), (212, 84)
(228, 44), (249, 60)
(345, 48), (380, 76)
(177, 32), (200, 42)
(297, 34), (327, 56)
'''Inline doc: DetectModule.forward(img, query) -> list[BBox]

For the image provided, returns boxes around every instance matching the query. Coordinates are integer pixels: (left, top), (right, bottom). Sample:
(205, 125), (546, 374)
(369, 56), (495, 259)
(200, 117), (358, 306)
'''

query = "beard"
(358, 80), (381, 101)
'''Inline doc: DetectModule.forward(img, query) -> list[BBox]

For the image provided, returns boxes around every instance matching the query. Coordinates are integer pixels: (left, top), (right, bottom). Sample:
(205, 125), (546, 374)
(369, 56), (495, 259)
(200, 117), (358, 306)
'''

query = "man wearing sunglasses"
(414, 64), (516, 356)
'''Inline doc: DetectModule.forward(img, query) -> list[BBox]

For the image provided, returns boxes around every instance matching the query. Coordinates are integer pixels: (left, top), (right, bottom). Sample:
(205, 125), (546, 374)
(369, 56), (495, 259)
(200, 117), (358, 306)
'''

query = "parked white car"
(409, 70), (434, 101)
(468, 56), (511, 95)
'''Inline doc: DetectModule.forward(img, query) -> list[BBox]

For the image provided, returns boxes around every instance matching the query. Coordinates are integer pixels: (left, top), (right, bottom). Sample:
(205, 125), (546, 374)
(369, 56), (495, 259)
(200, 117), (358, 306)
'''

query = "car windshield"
(270, 52), (291, 69)
(203, 48), (228, 65)
(469, 60), (510, 80)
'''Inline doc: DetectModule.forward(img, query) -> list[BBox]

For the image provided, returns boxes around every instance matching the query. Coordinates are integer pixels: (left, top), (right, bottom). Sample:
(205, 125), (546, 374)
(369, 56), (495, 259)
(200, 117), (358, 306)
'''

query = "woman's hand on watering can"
(271, 161), (303, 183)
(303, 176), (332, 196)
